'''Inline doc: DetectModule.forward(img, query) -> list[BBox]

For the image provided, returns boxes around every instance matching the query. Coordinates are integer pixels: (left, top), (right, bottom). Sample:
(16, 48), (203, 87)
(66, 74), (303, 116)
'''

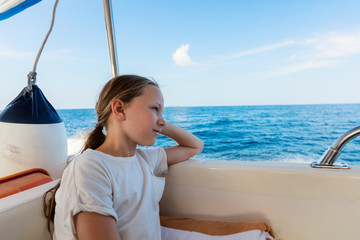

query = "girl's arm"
(74, 212), (120, 240)
(160, 122), (204, 165)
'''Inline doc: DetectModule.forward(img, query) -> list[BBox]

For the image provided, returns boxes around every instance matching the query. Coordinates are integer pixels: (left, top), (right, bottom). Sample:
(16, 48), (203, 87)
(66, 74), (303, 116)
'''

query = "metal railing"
(311, 126), (360, 169)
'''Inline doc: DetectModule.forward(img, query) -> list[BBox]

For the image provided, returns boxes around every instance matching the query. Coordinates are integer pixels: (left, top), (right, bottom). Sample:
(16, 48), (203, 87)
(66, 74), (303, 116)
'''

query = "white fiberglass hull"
(161, 160), (360, 240)
(1, 159), (360, 240)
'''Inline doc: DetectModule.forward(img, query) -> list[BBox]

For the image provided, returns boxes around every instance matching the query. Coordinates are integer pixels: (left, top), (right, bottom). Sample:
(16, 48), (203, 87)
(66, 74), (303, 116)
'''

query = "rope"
(27, 0), (59, 92)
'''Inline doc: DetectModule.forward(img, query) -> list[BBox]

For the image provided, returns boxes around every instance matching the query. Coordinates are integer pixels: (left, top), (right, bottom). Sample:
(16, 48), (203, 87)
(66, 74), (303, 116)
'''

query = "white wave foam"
(270, 153), (317, 164)
(67, 133), (87, 155)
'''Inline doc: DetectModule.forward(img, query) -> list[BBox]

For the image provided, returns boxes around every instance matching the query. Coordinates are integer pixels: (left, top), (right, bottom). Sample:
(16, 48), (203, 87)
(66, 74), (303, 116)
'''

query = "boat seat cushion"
(160, 216), (274, 240)
(0, 169), (53, 198)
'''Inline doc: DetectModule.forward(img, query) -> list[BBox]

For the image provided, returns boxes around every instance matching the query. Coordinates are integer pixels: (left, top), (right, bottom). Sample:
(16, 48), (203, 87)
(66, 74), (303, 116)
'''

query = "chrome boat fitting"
(311, 126), (360, 169)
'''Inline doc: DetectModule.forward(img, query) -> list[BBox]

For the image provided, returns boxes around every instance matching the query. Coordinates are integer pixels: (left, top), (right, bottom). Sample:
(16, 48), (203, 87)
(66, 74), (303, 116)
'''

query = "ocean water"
(58, 104), (360, 165)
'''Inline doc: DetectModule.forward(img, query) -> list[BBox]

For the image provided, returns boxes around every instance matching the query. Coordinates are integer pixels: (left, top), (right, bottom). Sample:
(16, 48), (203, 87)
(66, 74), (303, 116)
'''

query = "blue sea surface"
(58, 104), (360, 165)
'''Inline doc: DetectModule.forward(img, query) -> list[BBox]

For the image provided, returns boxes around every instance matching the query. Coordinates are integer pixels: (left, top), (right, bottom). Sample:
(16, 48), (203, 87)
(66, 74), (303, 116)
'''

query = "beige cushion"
(160, 216), (275, 239)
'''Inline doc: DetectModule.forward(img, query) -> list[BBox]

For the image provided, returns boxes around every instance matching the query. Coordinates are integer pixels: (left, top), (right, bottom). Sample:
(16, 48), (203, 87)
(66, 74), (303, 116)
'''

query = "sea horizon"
(52, 102), (360, 111)
(57, 104), (360, 165)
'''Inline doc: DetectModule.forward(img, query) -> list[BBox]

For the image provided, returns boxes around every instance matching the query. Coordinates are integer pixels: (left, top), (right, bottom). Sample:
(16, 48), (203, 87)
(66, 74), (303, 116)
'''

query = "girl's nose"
(158, 115), (166, 127)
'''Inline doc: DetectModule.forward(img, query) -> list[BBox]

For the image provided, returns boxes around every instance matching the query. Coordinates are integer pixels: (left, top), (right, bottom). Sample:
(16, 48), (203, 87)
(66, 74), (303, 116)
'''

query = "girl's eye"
(151, 107), (159, 112)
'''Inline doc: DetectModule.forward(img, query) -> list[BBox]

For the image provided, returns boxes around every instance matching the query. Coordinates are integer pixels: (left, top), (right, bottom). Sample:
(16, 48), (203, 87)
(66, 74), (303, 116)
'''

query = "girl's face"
(122, 85), (166, 147)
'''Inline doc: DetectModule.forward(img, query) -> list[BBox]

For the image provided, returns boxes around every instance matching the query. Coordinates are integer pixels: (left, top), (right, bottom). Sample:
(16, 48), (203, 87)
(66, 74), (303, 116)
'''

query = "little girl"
(52, 75), (203, 240)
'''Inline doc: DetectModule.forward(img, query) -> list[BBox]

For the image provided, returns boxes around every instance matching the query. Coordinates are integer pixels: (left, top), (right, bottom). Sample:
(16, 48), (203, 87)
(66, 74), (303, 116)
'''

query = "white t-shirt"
(53, 147), (168, 240)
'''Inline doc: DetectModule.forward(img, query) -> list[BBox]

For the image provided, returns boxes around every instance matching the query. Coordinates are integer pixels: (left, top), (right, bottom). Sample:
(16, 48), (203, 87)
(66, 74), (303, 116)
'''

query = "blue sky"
(1, 0), (360, 109)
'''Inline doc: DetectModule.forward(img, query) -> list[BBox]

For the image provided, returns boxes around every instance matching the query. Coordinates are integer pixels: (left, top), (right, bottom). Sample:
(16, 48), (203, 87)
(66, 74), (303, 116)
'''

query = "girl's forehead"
(136, 85), (164, 104)
(145, 85), (163, 98)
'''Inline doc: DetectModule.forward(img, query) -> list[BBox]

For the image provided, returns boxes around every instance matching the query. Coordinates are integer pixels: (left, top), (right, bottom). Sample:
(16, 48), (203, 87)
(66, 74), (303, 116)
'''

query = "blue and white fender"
(0, 85), (67, 179)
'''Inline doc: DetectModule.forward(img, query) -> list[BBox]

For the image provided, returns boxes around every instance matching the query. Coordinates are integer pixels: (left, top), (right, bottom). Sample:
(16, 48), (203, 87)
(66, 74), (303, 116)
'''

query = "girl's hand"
(160, 121), (204, 165)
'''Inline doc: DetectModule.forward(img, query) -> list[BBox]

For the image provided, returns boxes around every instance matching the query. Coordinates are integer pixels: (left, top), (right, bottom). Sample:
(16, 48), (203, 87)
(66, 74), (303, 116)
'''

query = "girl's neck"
(96, 135), (137, 158)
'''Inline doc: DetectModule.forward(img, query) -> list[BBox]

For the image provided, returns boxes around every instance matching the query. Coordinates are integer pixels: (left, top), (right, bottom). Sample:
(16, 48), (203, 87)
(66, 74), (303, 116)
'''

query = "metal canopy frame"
(103, 0), (118, 78)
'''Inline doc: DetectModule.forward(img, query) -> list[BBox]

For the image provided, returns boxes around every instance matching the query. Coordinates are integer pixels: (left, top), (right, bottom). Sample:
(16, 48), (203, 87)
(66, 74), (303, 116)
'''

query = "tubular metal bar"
(311, 126), (360, 169)
(320, 126), (360, 166)
(328, 126), (360, 155)
(103, 0), (118, 77)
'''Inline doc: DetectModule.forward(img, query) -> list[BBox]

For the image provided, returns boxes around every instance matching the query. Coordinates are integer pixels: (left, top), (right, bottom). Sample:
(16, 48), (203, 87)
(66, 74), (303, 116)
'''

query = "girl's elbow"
(196, 140), (204, 154)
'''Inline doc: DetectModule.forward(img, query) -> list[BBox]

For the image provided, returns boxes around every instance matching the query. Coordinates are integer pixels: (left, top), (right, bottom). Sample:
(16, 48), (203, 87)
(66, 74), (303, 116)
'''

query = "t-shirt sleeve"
(70, 155), (117, 221)
(140, 147), (168, 176)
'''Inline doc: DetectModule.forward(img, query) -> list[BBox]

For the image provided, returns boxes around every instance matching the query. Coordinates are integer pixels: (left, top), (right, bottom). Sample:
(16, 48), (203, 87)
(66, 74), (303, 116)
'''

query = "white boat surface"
(1, 159), (360, 239)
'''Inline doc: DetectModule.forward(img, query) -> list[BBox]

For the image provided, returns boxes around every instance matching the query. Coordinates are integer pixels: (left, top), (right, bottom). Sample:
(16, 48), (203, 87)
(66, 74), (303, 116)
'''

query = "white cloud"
(0, 47), (34, 59)
(272, 31), (360, 76)
(170, 31), (360, 74)
(172, 44), (199, 67)
(294, 32), (360, 60)
(0, 44), (95, 63)
(227, 31), (360, 62)
(273, 60), (340, 76)
(227, 40), (298, 59)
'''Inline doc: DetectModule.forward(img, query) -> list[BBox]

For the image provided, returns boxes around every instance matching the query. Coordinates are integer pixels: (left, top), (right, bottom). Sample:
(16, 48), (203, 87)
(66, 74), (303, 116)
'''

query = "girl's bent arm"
(74, 212), (120, 240)
(161, 122), (204, 165)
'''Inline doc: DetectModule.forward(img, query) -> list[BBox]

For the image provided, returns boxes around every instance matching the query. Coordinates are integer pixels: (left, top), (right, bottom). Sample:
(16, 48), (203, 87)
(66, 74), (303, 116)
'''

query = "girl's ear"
(111, 99), (126, 121)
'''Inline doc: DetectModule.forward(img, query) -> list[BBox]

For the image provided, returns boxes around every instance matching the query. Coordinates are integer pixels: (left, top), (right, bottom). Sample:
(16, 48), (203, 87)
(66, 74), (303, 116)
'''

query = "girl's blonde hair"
(44, 75), (158, 236)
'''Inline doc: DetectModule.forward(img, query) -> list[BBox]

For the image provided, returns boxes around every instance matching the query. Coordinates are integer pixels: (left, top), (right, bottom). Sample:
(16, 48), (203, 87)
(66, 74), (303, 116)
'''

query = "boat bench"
(0, 169), (54, 198)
